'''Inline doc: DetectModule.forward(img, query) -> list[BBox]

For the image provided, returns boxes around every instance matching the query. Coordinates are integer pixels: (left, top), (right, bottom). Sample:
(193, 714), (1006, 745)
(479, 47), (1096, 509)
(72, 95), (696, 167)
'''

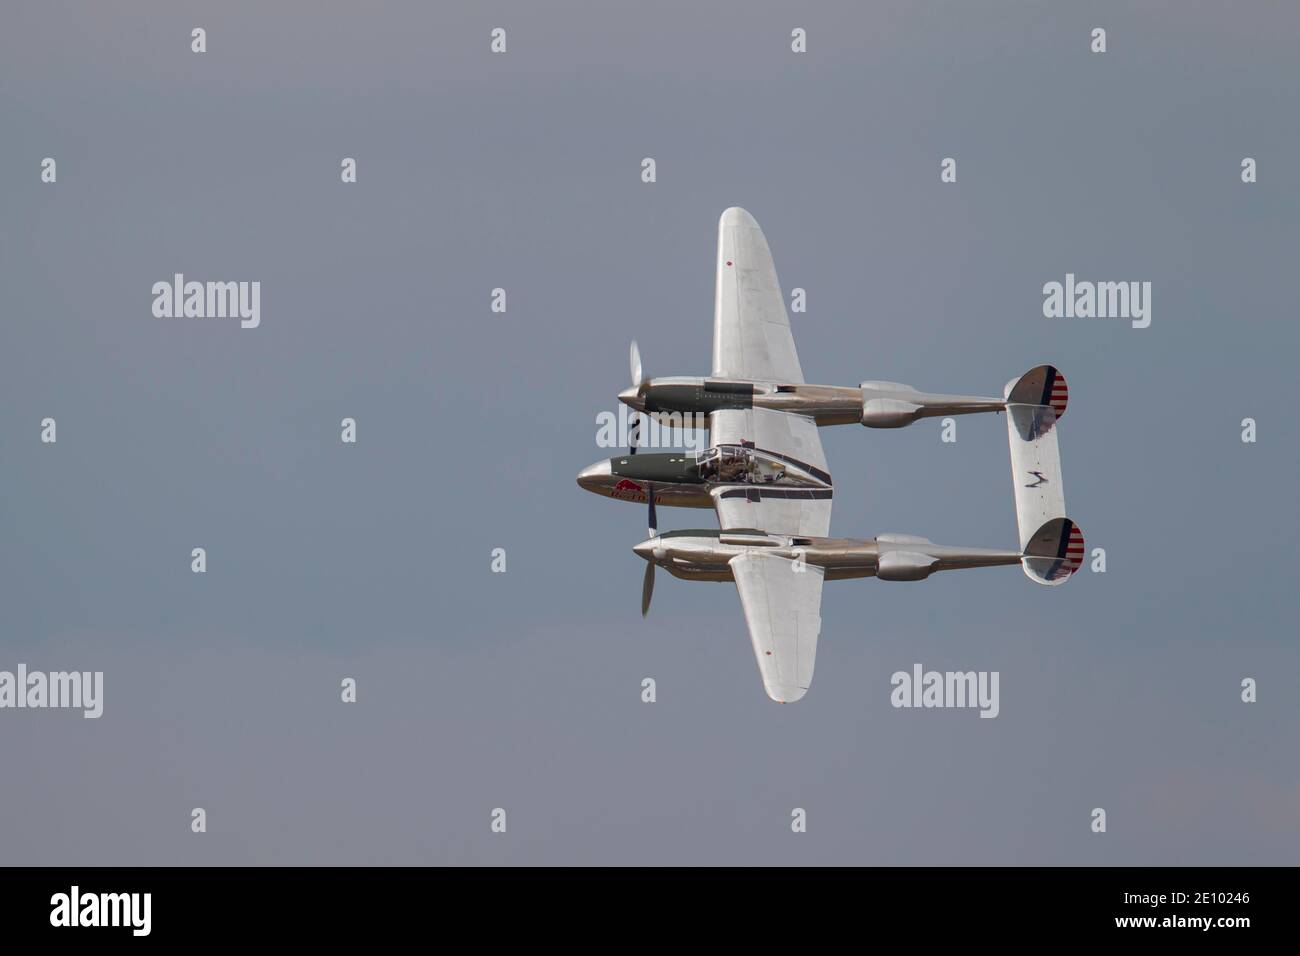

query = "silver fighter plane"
(578, 208), (1082, 703)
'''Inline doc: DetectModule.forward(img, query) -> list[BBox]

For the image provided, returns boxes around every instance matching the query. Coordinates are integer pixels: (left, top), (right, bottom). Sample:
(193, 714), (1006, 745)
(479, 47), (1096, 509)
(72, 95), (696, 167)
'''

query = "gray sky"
(2, 0), (1297, 865)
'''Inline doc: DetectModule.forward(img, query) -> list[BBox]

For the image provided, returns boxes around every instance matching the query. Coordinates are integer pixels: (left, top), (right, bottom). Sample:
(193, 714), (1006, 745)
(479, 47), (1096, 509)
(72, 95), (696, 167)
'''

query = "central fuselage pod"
(575, 453), (713, 508)
(576, 443), (831, 509)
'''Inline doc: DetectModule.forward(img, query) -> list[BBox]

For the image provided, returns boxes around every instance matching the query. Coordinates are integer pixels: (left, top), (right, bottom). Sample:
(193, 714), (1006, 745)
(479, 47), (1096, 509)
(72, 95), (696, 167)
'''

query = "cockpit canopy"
(696, 444), (823, 486)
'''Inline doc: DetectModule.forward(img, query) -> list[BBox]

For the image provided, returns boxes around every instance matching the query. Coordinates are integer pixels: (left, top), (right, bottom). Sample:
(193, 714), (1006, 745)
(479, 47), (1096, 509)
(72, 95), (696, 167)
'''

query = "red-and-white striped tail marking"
(1047, 370), (1069, 420)
(1050, 522), (1086, 580)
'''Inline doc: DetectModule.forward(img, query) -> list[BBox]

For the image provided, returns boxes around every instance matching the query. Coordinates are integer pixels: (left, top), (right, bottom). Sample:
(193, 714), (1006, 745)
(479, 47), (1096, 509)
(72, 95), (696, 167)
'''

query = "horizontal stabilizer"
(1022, 517), (1086, 585)
(1004, 367), (1079, 585)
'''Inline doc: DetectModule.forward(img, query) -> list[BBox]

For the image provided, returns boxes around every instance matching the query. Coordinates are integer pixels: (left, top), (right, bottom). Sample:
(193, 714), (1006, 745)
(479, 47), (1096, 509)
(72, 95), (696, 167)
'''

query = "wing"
(712, 207), (804, 384)
(730, 552), (824, 703)
(709, 407), (832, 537)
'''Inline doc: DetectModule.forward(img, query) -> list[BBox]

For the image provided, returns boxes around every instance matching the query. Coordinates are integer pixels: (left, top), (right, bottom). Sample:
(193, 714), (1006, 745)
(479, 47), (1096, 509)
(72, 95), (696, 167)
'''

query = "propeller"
(627, 339), (646, 455)
(640, 560), (655, 617)
(639, 480), (658, 617)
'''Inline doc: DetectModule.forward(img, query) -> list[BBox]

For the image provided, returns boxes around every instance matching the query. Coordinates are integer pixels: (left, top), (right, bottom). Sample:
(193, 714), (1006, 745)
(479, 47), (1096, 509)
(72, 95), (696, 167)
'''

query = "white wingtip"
(720, 206), (758, 229)
(764, 682), (808, 704)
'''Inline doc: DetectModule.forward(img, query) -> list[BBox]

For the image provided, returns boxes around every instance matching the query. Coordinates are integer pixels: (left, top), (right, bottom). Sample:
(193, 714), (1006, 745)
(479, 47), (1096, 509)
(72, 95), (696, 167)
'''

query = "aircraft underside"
(578, 207), (1081, 703)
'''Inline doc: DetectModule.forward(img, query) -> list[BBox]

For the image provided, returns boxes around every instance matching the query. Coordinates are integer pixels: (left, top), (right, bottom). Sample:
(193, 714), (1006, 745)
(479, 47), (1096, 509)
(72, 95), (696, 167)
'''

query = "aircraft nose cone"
(618, 385), (644, 411)
(576, 459), (612, 490)
(633, 538), (659, 562)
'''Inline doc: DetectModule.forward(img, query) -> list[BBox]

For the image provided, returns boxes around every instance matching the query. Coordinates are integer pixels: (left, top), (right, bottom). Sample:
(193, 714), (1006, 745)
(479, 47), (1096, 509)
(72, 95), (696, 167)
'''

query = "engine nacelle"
(861, 398), (923, 429)
(876, 550), (939, 582)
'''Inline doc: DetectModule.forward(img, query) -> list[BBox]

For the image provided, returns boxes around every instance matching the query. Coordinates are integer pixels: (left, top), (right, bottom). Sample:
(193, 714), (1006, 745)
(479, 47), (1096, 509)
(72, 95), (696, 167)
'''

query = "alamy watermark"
(50, 886), (150, 936)
(1043, 273), (1151, 328)
(890, 663), (999, 718)
(595, 405), (708, 452)
(0, 664), (103, 718)
(152, 274), (260, 329)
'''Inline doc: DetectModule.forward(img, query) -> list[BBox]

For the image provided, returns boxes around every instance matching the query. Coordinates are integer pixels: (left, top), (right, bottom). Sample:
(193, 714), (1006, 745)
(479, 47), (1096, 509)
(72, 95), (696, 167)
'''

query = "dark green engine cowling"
(643, 380), (755, 415)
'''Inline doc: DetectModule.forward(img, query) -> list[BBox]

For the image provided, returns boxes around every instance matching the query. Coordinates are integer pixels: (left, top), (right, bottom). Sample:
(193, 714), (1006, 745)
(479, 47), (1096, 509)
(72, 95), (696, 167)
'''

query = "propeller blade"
(629, 339), (643, 388)
(647, 481), (657, 536)
(628, 412), (639, 455)
(641, 560), (655, 617)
